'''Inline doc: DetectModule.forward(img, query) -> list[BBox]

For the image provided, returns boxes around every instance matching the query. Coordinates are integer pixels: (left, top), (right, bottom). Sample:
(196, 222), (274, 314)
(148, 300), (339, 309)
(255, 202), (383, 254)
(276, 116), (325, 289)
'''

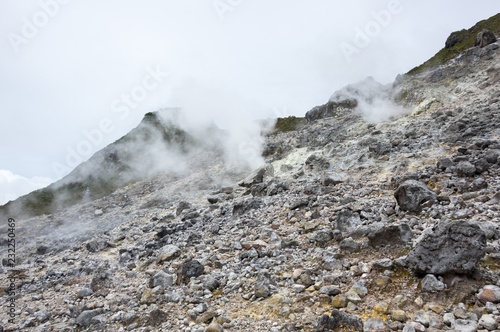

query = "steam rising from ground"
(168, 80), (273, 170)
(330, 76), (408, 123)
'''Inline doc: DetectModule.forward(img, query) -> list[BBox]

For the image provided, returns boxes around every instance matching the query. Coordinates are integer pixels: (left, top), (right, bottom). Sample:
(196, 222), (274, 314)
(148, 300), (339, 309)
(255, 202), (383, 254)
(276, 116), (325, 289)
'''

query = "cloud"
(0, 170), (53, 205)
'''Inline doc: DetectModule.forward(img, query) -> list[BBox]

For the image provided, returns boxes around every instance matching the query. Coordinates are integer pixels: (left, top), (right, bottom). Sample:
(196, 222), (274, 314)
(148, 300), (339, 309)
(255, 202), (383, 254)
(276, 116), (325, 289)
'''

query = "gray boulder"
(475, 29), (497, 48)
(315, 309), (363, 331)
(157, 245), (181, 263)
(485, 150), (500, 163)
(335, 210), (362, 234)
(406, 221), (486, 275)
(149, 271), (173, 288)
(176, 201), (191, 216)
(437, 158), (454, 171)
(203, 276), (220, 291)
(321, 171), (347, 186)
(148, 309), (166, 327)
(456, 161), (476, 177)
(421, 274), (446, 292)
(254, 279), (271, 298)
(76, 309), (104, 327)
(340, 237), (360, 253)
(90, 271), (113, 297)
(312, 230), (334, 243)
(368, 224), (412, 248)
(394, 180), (437, 212)
(445, 31), (466, 49)
(176, 259), (204, 285)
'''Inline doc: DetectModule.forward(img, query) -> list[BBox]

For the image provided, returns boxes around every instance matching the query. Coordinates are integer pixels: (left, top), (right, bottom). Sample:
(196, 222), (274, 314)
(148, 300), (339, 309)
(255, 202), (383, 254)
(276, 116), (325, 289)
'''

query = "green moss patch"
(272, 116), (306, 134)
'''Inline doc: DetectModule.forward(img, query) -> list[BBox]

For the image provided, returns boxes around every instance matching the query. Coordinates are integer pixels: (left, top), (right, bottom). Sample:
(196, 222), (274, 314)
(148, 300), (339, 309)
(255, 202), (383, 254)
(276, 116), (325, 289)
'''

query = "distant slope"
(0, 110), (202, 219)
(407, 12), (500, 76)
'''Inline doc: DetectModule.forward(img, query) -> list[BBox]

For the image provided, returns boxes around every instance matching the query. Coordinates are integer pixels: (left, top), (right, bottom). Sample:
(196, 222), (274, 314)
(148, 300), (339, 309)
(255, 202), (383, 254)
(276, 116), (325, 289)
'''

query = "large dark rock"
(394, 180), (437, 212)
(76, 309), (104, 327)
(475, 29), (497, 48)
(406, 221), (486, 275)
(36, 245), (50, 255)
(445, 30), (467, 49)
(368, 224), (412, 248)
(176, 259), (204, 285)
(312, 230), (334, 243)
(485, 150), (500, 164)
(456, 161), (476, 177)
(232, 198), (263, 217)
(474, 158), (490, 174)
(315, 309), (363, 331)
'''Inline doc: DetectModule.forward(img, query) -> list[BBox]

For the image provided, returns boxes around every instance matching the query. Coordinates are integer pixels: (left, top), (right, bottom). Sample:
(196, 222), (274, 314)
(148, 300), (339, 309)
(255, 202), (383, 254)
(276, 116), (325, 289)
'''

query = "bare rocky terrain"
(1, 29), (500, 332)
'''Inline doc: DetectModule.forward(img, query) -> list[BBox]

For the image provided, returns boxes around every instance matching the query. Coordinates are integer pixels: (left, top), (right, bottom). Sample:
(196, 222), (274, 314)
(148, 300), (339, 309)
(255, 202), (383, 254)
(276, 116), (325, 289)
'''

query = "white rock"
(478, 314), (498, 330)
(443, 312), (455, 326)
(452, 319), (477, 332)
(413, 310), (431, 327)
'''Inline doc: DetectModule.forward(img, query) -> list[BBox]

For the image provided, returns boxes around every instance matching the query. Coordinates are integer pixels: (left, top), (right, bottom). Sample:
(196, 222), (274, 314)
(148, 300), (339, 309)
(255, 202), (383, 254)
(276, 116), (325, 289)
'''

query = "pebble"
(391, 310), (408, 322)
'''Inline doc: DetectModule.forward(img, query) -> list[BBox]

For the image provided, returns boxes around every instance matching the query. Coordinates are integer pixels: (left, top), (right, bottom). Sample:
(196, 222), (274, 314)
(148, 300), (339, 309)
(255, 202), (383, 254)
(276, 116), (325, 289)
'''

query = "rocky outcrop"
(305, 98), (357, 123)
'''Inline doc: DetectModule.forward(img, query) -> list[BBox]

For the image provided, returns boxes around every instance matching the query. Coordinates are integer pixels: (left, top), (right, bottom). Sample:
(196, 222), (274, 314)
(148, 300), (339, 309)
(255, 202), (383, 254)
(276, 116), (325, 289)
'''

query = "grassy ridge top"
(407, 13), (500, 76)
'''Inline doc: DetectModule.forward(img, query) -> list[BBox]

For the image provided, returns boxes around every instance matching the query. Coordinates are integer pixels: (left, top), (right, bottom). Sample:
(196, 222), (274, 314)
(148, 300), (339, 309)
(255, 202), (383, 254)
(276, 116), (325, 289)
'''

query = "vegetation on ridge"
(407, 13), (500, 76)
(272, 116), (306, 134)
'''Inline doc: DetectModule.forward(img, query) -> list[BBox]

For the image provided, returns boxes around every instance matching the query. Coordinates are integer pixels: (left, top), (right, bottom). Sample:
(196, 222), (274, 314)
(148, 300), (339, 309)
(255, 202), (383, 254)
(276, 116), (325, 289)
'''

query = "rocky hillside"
(0, 109), (227, 220)
(1, 23), (500, 332)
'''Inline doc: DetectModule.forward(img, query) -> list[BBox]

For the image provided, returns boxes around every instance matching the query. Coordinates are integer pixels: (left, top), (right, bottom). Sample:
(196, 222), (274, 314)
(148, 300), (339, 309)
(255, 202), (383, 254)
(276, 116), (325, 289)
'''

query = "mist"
(168, 80), (272, 170)
(330, 76), (408, 123)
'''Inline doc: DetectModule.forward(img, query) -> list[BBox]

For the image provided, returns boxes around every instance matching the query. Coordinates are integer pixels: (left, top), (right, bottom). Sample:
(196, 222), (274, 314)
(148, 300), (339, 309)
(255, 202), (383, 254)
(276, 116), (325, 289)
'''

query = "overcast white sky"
(0, 0), (498, 204)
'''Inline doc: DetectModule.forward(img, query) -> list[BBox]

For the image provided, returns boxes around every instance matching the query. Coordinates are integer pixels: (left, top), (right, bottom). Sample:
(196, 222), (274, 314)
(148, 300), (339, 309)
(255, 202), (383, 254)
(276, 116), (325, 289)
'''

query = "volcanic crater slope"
(1, 24), (500, 332)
